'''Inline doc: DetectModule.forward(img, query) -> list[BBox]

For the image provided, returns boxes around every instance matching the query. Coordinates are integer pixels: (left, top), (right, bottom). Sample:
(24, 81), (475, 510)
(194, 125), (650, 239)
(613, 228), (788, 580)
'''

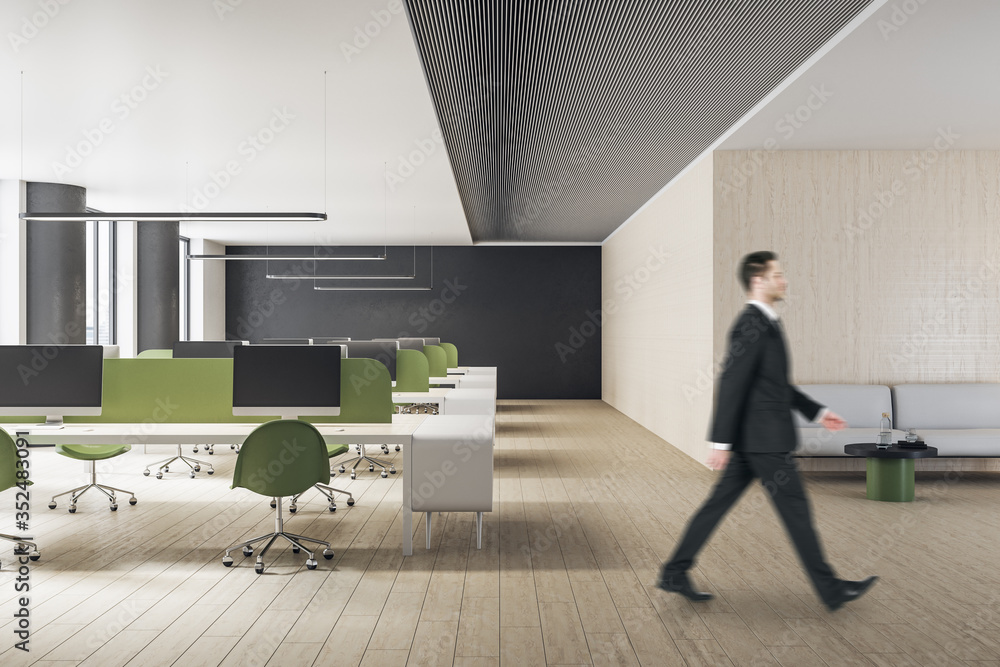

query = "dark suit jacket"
(708, 304), (823, 453)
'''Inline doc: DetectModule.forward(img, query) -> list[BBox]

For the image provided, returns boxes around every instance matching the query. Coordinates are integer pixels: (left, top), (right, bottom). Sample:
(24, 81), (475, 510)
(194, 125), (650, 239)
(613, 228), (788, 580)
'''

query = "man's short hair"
(739, 251), (777, 292)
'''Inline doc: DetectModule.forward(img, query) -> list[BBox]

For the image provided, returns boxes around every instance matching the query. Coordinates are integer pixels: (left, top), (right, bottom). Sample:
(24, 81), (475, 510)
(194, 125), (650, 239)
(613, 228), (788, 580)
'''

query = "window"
(179, 235), (190, 341)
(86, 220), (116, 344)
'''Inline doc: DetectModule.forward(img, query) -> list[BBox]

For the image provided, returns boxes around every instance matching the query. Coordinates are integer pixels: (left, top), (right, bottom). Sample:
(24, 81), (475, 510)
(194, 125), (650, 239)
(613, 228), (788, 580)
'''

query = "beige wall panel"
(603, 154), (715, 462)
(714, 150), (1000, 386)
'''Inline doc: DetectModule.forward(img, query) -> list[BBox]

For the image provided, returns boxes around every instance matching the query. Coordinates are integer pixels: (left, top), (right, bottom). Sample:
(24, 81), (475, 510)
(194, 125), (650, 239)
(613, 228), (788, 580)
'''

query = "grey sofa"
(794, 384), (905, 456)
(892, 384), (1000, 456)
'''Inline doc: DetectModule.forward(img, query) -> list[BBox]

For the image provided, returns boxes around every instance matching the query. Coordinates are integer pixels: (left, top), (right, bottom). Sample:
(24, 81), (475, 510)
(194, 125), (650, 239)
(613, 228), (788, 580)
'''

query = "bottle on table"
(877, 412), (892, 448)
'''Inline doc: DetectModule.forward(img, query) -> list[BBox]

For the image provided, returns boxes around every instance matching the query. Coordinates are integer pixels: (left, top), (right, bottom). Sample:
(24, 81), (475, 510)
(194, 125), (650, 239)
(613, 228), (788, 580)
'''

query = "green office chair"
(322, 358), (397, 479)
(288, 443), (353, 513)
(137, 349), (172, 358)
(223, 420), (335, 573)
(48, 444), (137, 512)
(440, 342), (459, 368)
(1, 428), (40, 565)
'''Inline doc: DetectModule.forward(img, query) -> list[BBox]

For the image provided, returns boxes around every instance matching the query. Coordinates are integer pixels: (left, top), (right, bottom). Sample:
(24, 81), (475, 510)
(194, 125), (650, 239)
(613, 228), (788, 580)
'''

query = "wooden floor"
(2, 400), (999, 666)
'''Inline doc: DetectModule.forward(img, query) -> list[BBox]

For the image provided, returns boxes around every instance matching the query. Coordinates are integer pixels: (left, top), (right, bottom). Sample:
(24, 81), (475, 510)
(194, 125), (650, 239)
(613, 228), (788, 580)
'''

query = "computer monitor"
(0, 345), (104, 427)
(313, 337), (351, 344)
(261, 338), (313, 344)
(232, 345), (342, 419)
(422, 337), (441, 345)
(395, 338), (426, 351)
(173, 341), (243, 358)
(344, 341), (398, 381)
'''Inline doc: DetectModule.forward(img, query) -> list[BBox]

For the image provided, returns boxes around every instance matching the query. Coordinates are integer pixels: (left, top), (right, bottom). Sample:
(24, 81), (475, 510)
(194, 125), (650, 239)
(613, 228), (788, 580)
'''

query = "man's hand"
(707, 449), (731, 471)
(819, 411), (847, 431)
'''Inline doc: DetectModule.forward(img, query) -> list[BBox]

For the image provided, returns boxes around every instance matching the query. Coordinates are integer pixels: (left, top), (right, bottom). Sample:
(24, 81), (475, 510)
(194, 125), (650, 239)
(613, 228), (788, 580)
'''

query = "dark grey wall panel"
(137, 221), (180, 353)
(225, 246), (601, 399)
(25, 182), (87, 345)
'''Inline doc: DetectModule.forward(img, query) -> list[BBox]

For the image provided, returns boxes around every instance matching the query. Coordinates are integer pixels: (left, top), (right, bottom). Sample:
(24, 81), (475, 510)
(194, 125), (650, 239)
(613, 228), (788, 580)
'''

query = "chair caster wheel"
(395, 445), (400, 451)
(292, 545), (301, 554)
(110, 503), (118, 511)
(328, 504), (337, 512)
(389, 467), (396, 474)
(368, 464), (374, 472)
(189, 470), (196, 479)
(156, 472), (163, 480)
(29, 551), (41, 561)
(208, 450), (214, 455)
(347, 498), (355, 506)
(350, 473), (356, 480)
(207, 469), (215, 475)
(338, 465), (346, 473)
(231, 444), (236, 450)
(270, 499), (276, 509)
(323, 548), (334, 560)
(163, 467), (169, 473)
(48, 501), (56, 510)
(129, 497), (137, 505)
(381, 471), (388, 478)
(289, 505), (297, 514)
(194, 465), (201, 472)
(143, 469), (150, 476)
(222, 555), (233, 567)
(68, 506), (76, 513)
(381, 445), (389, 453)
(255, 562), (264, 574)
(193, 446), (199, 453)
(306, 559), (317, 570)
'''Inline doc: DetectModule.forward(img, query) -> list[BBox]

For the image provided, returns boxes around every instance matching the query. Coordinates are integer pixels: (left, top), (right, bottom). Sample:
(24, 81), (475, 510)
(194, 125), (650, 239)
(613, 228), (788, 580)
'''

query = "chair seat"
(327, 443), (350, 458)
(55, 444), (132, 461)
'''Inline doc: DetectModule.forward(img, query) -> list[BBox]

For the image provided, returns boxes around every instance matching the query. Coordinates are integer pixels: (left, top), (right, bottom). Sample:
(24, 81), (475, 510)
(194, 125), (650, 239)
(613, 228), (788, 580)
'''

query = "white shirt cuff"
(711, 443), (731, 451)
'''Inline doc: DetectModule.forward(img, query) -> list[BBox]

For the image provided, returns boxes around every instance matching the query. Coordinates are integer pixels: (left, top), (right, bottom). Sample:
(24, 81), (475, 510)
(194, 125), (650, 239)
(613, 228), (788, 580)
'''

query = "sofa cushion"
(893, 384), (1000, 430)
(793, 385), (893, 429)
(910, 429), (1000, 456)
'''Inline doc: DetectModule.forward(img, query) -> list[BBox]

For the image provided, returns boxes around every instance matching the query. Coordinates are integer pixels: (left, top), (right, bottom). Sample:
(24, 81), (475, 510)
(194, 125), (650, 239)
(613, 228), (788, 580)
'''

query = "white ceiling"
(0, 0), (471, 245)
(721, 0), (1000, 151)
(3, 1), (997, 248)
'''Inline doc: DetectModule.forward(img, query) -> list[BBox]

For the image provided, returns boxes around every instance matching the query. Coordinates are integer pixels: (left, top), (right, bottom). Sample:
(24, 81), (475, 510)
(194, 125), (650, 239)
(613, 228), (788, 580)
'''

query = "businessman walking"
(658, 251), (877, 611)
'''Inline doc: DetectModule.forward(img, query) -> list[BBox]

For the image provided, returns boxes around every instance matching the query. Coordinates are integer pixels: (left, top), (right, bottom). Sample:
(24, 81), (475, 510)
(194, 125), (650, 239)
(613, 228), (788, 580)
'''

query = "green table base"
(866, 457), (915, 502)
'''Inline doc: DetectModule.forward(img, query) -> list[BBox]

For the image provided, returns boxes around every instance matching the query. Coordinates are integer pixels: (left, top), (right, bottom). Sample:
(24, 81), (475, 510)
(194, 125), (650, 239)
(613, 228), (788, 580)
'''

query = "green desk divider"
(423, 345), (448, 378)
(440, 342), (458, 368)
(395, 349), (430, 392)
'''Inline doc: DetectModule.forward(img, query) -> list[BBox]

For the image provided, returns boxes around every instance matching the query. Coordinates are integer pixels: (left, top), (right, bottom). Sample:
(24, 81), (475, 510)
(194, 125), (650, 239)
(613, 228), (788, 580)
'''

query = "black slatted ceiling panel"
(404, 1), (872, 242)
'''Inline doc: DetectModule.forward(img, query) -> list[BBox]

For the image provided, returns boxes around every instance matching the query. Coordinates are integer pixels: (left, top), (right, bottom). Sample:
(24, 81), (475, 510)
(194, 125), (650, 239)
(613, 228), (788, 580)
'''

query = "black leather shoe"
(826, 576), (878, 611)
(657, 574), (714, 602)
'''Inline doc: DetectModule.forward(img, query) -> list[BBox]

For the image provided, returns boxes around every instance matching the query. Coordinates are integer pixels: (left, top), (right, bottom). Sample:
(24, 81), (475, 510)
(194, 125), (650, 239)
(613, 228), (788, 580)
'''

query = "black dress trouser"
(661, 450), (840, 605)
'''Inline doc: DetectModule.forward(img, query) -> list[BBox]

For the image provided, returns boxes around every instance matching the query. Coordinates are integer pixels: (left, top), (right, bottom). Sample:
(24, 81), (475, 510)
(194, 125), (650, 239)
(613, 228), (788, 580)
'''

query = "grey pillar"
(25, 182), (87, 344)
(137, 221), (180, 353)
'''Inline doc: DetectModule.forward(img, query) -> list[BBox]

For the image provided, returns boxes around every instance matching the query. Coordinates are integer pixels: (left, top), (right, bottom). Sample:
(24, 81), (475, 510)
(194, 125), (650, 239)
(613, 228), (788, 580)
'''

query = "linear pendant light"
(20, 212), (327, 222)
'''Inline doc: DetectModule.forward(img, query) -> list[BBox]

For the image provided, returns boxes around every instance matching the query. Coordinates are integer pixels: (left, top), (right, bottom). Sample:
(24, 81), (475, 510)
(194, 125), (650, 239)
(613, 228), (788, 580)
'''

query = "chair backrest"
(440, 342), (458, 368)
(423, 345), (448, 377)
(232, 420), (330, 497)
(0, 427), (21, 493)
(137, 349), (173, 358)
(395, 349), (430, 392)
(302, 357), (393, 424)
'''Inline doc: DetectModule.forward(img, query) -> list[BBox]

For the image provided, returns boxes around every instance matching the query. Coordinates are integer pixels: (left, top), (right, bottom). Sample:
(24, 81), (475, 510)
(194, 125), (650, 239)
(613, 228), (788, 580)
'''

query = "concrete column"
(137, 221), (179, 353)
(24, 182), (87, 344)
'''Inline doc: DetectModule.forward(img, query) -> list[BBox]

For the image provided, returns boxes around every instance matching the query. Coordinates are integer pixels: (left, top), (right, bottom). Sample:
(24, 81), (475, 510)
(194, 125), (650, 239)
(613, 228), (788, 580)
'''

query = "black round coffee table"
(844, 443), (938, 502)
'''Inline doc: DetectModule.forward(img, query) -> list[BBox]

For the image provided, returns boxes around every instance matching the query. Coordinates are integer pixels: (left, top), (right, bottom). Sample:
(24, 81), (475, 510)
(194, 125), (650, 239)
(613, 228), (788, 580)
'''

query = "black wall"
(225, 246), (602, 399)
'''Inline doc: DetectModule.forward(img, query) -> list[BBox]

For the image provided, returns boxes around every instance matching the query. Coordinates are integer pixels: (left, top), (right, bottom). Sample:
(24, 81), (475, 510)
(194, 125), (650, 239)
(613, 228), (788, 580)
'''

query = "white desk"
(12, 417), (428, 555)
(392, 388), (451, 411)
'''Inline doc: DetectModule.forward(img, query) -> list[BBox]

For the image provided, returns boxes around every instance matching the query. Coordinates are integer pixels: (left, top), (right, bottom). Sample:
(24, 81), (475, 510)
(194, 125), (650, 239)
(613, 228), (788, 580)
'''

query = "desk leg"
(867, 458), (915, 502)
(402, 439), (412, 556)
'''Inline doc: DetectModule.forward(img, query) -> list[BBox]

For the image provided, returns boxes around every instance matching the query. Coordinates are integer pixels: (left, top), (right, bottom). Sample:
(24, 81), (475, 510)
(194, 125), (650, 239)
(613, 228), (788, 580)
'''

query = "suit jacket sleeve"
(708, 313), (766, 445)
(791, 386), (823, 423)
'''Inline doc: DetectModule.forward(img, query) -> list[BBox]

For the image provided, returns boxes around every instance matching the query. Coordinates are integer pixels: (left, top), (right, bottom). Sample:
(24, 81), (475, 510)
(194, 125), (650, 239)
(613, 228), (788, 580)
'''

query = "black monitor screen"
(345, 341), (397, 380)
(0, 345), (104, 413)
(232, 345), (341, 416)
(173, 341), (243, 358)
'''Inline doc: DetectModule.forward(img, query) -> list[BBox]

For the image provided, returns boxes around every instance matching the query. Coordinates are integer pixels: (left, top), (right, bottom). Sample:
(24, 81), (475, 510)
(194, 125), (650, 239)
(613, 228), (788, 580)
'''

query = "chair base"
(49, 463), (136, 512)
(144, 445), (214, 479)
(223, 498), (333, 573)
(290, 482), (355, 513)
(338, 444), (396, 479)
(1, 534), (40, 563)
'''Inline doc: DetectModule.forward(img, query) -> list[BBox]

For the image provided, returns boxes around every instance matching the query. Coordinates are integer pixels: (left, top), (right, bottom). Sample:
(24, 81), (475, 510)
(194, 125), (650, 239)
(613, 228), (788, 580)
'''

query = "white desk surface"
(392, 388), (451, 404)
